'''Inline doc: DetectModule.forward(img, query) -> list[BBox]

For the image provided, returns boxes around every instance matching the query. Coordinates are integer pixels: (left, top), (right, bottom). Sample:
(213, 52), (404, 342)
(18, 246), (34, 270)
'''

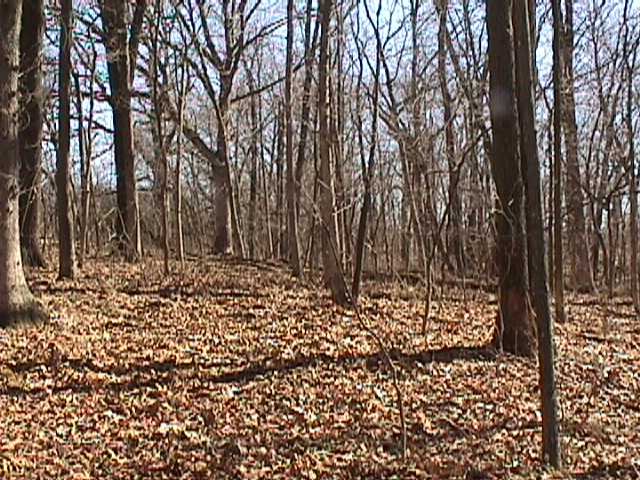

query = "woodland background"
(0, 0), (639, 477)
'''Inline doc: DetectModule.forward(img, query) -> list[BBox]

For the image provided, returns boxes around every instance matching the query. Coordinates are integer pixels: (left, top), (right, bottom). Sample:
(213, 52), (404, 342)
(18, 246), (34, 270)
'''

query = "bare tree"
(436, 0), (465, 274)
(486, 0), (536, 357)
(56, 0), (77, 279)
(513, 0), (562, 466)
(623, 0), (639, 314)
(561, 0), (594, 293)
(318, 0), (348, 305)
(552, 0), (566, 323)
(99, 0), (146, 260)
(150, 0), (170, 274)
(285, 0), (302, 277)
(352, 0), (382, 302)
(18, 0), (47, 267)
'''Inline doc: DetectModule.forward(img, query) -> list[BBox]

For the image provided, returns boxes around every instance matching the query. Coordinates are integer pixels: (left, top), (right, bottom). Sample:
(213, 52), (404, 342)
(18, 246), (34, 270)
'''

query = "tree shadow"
(573, 462), (640, 479)
(1, 345), (495, 398)
(39, 283), (268, 301)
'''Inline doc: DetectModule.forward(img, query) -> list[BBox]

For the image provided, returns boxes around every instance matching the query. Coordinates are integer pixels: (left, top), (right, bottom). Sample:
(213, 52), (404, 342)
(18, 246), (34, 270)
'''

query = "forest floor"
(1, 257), (639, 479)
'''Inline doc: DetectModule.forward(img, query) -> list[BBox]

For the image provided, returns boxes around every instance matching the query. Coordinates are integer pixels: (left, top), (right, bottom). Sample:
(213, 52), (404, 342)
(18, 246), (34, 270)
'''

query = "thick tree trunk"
(561, 0), (594, 293)
(318, 0), (348, 305)
(513, 0), (562, 466)
(100, 0), (142, 261)
(0, 0), (48, 327)
(213, 167), (232, 254)
(56, 0), (76, 279)
(18, 0), (46, 268)
(213, 78), (244, 257)
(486, 0), (536, 357)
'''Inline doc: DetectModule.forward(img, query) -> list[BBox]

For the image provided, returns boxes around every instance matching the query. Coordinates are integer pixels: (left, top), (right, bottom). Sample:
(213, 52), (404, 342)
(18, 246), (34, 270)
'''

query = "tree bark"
(76, 36), (97, 269)
(352, 0), (381, 302)
(294, 0), (318, 217)
(486, 0), (536, 357)
(173, 45), (187, 264)
(0, 0), (48, 326)
(56, 0), (76, 279)
(623, 0), (639, 314)
(100, 0), (142, 261)
(245, 62), (259, 259)
(18, 0), (46, 268)
(318, 0), (348, 305)
(552, 0), (566, 323)
(436, 0), (465, 274)
(285, 0), (302, 277)
(150, 0), (169, 274)
(561, 0), (594, 293)
(513, 0), (562, 466)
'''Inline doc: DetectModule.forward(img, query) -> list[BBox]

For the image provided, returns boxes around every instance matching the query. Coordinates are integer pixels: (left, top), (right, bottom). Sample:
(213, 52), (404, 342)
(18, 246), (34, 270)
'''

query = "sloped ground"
(1, 257), (638, 479)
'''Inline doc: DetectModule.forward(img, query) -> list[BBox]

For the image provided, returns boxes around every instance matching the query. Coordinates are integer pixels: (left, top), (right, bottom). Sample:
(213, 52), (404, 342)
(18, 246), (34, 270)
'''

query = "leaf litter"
(0, 257), (638, 479)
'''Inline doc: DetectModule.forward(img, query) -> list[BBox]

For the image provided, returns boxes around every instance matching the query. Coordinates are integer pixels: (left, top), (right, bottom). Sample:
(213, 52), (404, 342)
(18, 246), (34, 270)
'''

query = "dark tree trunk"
(437, 0), (465, 274)
(294, 0), (318, 216)
(213, 76), (244, 257)
(100, 0), (143, 261)
(18, 0), (46, 268)
(513, 0), (562, 466)
(552, 0), (566, 322)
(0, 0), (48, 326)
(318, 0), (349, 305)
(561, 0), (594, 293)
(352, 0), (381, 302)
(486, 0), (536, 357)
(56, 0), (76, 279)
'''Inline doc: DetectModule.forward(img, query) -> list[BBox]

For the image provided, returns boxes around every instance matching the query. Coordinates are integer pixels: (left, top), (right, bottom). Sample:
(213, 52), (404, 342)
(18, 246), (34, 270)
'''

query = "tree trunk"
(74, 72), (90, 268)
(151, 0), (169, 275)
(513, 0), (562, 466)
(622, 0), (639, 314)
(0, 0), (48, 326)
(352, 0), (381, 302)
(285, 0), (302, 277)
(211, 77), (244, 258)
(56, 0), (76, 279)
(294, 0), (318, 219)
(436, 0), (465, 274)
(18, 0), (46, 268)
(174, 49), (187, 264)
(486, 0), (536, 357)
(318, 0), (348, 305)
(213, 167), (232, 254)
(561, 0), (594, 293)
(100, 0), (142, 261)
(246, 65), (259, 259)
(552, 0), (566, 323)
